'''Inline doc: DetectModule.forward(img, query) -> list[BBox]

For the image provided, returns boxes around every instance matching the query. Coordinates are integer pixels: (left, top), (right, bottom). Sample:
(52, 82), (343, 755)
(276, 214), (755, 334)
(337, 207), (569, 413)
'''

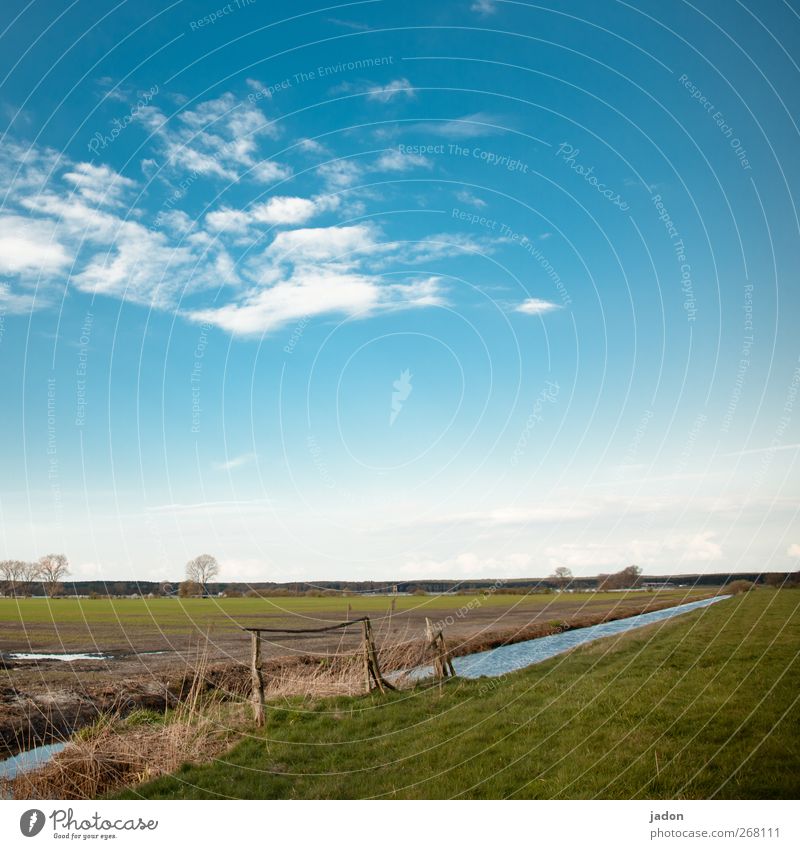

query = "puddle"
(0, 742), (67, 782)
(6, 652), (110, 662)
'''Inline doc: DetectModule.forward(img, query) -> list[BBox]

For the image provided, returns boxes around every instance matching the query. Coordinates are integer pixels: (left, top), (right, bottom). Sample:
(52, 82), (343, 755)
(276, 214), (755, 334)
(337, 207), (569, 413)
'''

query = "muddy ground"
(0, 591), (712, 757)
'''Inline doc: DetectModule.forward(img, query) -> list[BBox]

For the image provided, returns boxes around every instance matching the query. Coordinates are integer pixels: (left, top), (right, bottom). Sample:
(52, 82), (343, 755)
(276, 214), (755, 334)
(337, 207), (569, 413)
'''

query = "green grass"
(118, 589), (800, 799)
(0, 589), (710, 648)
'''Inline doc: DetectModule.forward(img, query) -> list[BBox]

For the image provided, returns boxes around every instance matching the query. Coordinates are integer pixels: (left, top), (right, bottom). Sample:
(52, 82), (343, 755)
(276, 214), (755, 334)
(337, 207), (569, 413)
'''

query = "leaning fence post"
(361, 619), (372, 693)
(250, 631), (265, 726)
(440, 630), (456, 678)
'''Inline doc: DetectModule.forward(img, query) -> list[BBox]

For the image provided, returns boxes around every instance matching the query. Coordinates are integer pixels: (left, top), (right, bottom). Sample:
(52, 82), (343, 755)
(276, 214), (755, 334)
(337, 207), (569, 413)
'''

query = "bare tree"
(551, 566), (573, 591)
(185, 554), (220, 597)
(0, 560), (25, 596)
(37, 553), (70, 597)
(18, 561), (42, 596)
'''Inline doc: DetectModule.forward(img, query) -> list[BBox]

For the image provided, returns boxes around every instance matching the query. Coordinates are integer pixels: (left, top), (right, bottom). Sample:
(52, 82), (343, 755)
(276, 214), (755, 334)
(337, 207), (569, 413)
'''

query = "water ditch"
(448, 594), (730, 679)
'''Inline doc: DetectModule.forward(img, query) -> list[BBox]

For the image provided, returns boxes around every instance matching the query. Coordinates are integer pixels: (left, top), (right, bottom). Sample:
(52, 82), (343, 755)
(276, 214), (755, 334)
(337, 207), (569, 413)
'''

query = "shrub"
(178, 580), (202, 598)
(726, 580), (755, 594)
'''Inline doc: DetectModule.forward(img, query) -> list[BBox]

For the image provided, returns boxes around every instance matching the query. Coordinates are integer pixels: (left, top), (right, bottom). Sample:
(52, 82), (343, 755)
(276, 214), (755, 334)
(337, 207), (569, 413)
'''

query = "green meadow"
(120, 589), (800, 800)
(0, 588), (710, 647)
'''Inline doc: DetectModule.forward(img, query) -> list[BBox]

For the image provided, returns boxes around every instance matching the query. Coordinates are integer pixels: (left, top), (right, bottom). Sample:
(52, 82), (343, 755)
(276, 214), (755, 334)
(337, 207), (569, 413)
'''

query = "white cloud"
(545, 531), (724, 571)
(681, 532), (724, 562)
(136, 92), (286, 183)
(204, 207), (251, 234)
(515, 297), (561, 315)
(379, 232), (493, 266)
(62, 162), (136, 206)
(0, 139), (62, 198)
(455, 189), (487, 208)
(366, 78), (416, 102)
(374, 149), (431, 172)
(191, 267), (382, 335)
(0, 215), (70, 275)
(317, 159), (362, 189)
(297, 138), (328, 154)
(267, 224), (378, 263)
(71, 225), (199, 304)
(471, 0), (497, 15)
(250, 160), (292, 183)
(158, 209), (196, 237)
(788, 543), (800, 558)
(0, 112), (464, 332)
(206, 196), (321, 234)
(0, 282), (41, 313)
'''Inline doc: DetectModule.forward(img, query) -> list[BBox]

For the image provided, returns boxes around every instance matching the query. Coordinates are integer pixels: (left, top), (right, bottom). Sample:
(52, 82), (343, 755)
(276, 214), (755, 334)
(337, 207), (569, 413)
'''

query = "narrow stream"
(451, 594), (731, 679)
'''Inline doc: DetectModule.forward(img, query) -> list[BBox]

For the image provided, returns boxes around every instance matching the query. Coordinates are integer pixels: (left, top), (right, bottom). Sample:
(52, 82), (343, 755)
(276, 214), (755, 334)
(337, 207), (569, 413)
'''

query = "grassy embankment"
(119, 589), (800, 800)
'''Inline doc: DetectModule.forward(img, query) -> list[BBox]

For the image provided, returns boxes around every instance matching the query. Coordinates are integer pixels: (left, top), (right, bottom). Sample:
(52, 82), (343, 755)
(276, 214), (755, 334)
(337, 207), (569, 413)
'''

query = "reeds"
(256, 623), (430, 698)
(0, 648), (239, 800)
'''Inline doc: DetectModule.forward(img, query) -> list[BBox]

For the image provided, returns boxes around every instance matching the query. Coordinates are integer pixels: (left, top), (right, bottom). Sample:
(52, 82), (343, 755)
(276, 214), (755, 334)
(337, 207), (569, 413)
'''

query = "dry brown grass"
(0, 628), (432, 799)
(1, 650), (243, 800)
(257, 624), (430, 698)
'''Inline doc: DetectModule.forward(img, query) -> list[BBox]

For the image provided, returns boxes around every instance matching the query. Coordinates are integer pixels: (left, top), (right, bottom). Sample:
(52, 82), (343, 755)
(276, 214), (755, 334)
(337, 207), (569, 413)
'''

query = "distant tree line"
(2, 551), (797, 598)
(597, 565), (643, 590)
(0, 554), (70, 597)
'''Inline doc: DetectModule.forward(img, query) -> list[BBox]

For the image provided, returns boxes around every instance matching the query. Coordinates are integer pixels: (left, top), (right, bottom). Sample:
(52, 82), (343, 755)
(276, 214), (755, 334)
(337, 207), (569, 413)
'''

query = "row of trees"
(549, 565), (644, 591)
(0, 554), (71, 597)
(598, 564), (643, 590)
(0, 553), (220, 599)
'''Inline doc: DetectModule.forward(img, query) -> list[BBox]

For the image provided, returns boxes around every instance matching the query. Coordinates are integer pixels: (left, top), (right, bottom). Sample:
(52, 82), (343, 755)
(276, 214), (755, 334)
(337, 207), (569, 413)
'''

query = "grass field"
(119, 589), (800, 800)
(0, 589), (712, 651)
(0, 590), (711, 622)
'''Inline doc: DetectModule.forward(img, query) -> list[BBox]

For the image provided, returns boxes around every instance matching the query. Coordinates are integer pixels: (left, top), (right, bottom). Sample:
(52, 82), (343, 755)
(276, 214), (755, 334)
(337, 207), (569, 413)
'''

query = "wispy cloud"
(455, 189), (487, 208)
(327, 17), (371, 31)
(0, 86), (498, 336)
(136, 92), (287, 183)
(722, 443), (800, 458)
(515, 298), (561, 315)
(374, 149), (431, 172)
(406, 112), (506, 139)
(148, 498), (272, 516)
(366, 78), (416, 102)
(213, 452), (258, 471)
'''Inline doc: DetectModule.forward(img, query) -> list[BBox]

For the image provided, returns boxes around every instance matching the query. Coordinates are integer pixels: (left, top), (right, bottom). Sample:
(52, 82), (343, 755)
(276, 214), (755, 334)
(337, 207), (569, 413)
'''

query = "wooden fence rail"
(242, 616), (395, 726)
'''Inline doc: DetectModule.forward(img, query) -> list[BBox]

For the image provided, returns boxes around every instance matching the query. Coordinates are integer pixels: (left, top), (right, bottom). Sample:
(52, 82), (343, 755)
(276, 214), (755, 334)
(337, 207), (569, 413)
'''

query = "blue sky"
(0, 0), (798, 582)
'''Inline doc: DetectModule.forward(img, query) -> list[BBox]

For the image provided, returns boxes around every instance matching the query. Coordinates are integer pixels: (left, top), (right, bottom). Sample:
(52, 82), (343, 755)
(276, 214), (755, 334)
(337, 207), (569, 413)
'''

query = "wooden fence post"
(250, 631), (265, 726)
(361, 617), (395, 694)
(361, 619), (372, 693)
(426, 617), (456, 680)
